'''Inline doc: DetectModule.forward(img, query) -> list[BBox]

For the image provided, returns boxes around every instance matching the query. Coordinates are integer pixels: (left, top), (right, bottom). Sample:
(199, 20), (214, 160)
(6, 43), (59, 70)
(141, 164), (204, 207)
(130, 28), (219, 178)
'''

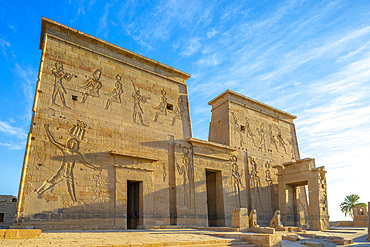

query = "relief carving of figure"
(153, 89), (167, 122)
(92, 170), (107, 202)
(51, 62), (77, 108)
(231, 155), (244, 208)
(257, 123), (266, 152)
(81, 69), (102, 104)
(288, 135), (295, 159)
(265, 161), (276, 210)
(268, 124), (278, 151)
(172, 97), (185, 125)
(245, 117), (257, 146)
(249, 156), (264, 211)
(176, 147), (192, 208)
(231, 112), (244, 147)
(277, 127), (288, 154)
(132, 82), (150, 126)
(36, 124), (101, 204)
(250, 157), (262, 188)
(265, 161), (272, 184)
(105, 74), (123, 110)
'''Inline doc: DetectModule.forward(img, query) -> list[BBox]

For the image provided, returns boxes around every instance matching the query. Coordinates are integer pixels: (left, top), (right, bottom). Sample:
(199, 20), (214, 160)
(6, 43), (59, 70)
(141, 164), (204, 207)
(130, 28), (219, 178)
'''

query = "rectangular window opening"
(166, 103), (173, 111)
(72, 95), (78, 101)
(240, 125), (245, 131)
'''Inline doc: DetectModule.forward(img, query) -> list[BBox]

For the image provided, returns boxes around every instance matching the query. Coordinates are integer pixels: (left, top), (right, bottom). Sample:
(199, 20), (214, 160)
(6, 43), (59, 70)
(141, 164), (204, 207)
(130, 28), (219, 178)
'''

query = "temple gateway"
(16, 18), (329, 231)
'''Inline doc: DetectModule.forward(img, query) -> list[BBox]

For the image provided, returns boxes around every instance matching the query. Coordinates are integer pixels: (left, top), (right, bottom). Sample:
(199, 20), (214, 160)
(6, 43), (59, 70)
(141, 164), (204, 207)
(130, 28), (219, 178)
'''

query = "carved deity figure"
(231, 155), (244, 208)
(268, 124), (278, 151)
(132, 83), (149, 126)
(36, 124), (101, 204)
(257, 123), (266, 152)
(245, 117), (257, 146)
(176, 147), (192, 208)
(288, 135), (295, 159)
(153, 89), (167, 122)
(172, 97), (185, 125)
(265, 161), (272, 184)
(231, 112), (244, 146)
(81, 69), (102, 104)
(250, 157), (262, 188)
(277, 127), (288, 154)
(51, 62), (76, 108)
(105, 74), (123, 110)
(92, 173), (104, 202)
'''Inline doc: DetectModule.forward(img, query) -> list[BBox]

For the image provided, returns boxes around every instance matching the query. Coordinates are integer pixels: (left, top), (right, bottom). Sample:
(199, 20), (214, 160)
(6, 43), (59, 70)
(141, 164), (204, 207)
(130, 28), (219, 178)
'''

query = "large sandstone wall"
(17, 18), (192, 229)
(209, 91), (308, 226)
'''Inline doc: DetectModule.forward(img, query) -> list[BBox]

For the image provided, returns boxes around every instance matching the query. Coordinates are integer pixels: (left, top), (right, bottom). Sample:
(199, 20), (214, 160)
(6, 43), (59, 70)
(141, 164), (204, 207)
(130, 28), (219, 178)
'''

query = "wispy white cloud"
(182, 37), (201, 56)
(207, 28), (218, 39)
(0, 120), (27, 140)
(13, 63), (37, 123)
(0, 38), (11, 58)
(97, 2), (113, 39)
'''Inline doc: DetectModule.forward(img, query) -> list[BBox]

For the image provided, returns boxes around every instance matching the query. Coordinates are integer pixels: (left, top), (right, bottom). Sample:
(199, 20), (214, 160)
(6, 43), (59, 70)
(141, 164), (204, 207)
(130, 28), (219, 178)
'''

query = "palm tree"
(340, 194), (367, 218)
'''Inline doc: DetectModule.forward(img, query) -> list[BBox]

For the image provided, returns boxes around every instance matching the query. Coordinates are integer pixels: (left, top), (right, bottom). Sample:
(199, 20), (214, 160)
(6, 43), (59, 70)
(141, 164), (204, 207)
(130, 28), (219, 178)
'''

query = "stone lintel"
(40, 17), (190, 84)
(279, 158), (317, 175)
(110, 150), (159, 162)
(189, 138), (236, 161)
(188, 137), (236, 151)
(208, 89), (296, 123)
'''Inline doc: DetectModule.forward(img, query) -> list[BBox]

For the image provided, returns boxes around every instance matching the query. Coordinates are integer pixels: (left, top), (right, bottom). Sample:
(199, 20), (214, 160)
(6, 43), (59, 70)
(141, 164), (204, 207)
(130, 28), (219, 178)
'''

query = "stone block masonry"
(16, 18), (328, 231)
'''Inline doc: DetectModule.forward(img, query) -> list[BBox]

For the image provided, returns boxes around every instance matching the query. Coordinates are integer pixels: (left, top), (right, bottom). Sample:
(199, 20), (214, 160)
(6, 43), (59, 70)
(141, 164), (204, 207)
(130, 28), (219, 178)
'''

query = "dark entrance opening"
(127, 180), (142, 229)
(206, 170), (225, 227)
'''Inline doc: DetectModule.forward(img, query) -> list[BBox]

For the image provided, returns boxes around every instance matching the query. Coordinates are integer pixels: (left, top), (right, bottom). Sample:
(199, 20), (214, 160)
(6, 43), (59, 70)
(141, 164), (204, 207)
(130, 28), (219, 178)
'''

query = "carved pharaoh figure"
(36, 124), (101, 204)
(231, 112), (244, 146)
(81, 69), (102, 104)
(245, 117), (257, 146)
(257, 123), (266, 152)
(288, 135), (295, 159)
(51, 62), (77, 108)
(268, 124), (278, 151)
(277, 127), (288, 154)
(132, 83), (149, 126)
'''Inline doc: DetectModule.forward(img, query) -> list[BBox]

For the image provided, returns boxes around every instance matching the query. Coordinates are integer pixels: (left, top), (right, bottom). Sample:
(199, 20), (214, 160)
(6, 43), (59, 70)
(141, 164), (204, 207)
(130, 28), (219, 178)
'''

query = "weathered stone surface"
(282, 234), (300, 241)
(0, 195), (17, 228)
(231, 208), (249, 230)
(0, 229), (41, 239)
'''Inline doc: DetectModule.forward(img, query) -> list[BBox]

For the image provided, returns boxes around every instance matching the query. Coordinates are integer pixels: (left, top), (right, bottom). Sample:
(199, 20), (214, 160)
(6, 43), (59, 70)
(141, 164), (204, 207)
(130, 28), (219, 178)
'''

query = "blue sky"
(1, 0), (370, 221)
